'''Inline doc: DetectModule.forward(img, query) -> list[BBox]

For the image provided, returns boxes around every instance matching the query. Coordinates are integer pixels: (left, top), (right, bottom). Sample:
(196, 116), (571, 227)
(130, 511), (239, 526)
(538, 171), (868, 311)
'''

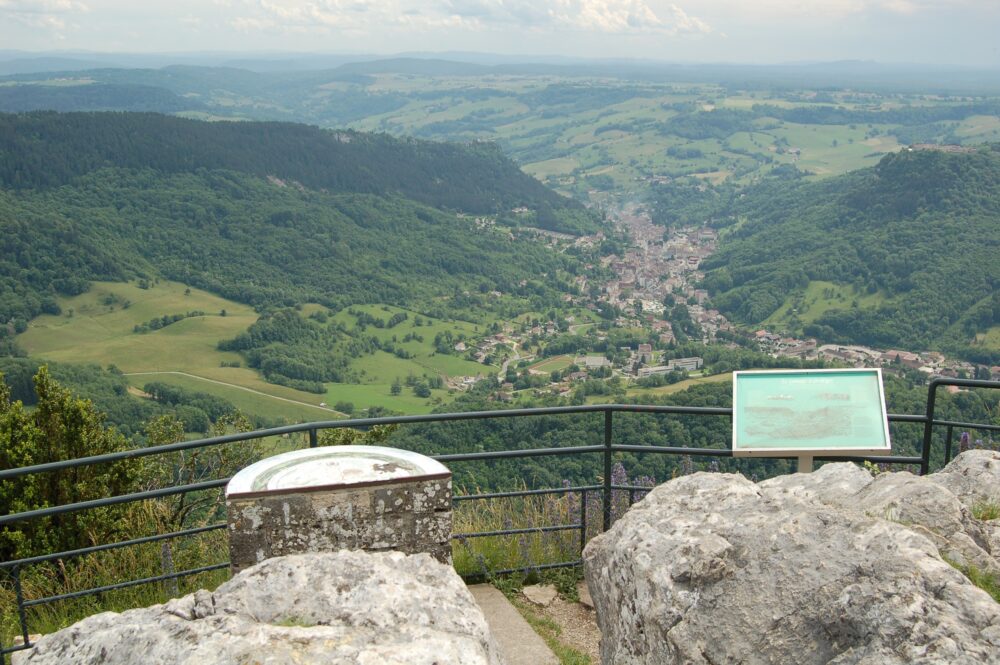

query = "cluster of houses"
(598, 207), (728, 341)
(449, 205), (1000, 405)
(753, 328), (996, 380)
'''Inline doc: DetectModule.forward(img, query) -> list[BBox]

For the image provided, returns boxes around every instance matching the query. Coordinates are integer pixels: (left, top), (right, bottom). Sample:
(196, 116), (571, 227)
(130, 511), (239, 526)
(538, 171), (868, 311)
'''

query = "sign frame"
(732, 368), (891, 471)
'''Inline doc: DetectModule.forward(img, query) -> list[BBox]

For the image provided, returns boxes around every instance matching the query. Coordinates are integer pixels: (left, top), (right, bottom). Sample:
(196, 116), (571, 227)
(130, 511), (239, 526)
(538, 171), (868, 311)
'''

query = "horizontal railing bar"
(0, 644), (29, 657)
(4, 379), (997, 483)
(608, 404), (732, 416)
(611, 444), (732, 456)
(887, 414), (928, 423)
(929, 420), (1000, 433)
(2, 415), (987, 528)
(0, 524), (227, 570)
(460, 560), (582, 581)
(931, 378), (1000, 390)
(22, 563), (230, 608)
(0, 404), (733, 481)
(454, 485), (602, 502)
(453, 524), (581, 539)
(434, 445), (605, 463)
(0, 479), (228, 527)
(0, 401), (979, 482)
(0, 427), (301, 481)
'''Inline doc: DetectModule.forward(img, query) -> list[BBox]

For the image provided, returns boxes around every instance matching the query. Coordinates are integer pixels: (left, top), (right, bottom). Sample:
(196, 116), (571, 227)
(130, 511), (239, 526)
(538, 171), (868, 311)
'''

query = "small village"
(450, 204), (999, 399)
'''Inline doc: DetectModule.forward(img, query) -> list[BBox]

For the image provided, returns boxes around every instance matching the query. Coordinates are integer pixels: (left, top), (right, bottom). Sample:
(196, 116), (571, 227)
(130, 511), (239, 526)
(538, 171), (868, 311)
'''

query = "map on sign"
(732, 368), (890, 458)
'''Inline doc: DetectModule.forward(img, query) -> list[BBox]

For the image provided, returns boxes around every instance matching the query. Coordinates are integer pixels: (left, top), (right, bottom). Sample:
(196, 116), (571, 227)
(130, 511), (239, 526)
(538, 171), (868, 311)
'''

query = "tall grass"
(452, 462), (656, 579)
(1, 501), (230, 650)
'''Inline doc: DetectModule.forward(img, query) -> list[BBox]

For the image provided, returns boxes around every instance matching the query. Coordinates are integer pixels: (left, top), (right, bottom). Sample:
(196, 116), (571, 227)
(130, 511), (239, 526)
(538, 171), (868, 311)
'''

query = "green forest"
(0, 112), (597, 231)
(0, 113), (599, 330)
(696, 146), (1000, 361)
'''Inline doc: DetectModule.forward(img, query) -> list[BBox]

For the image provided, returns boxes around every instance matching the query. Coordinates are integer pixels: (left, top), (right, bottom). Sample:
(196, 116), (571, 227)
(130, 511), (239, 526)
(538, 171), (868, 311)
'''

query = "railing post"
(579, 489), (588, 556)
(921, 381), (939, 475)
(13, 565), (31, 651)
(944, 425), (954, 465)
(308, 428), (318, 449)
(603, 409), (613, 532)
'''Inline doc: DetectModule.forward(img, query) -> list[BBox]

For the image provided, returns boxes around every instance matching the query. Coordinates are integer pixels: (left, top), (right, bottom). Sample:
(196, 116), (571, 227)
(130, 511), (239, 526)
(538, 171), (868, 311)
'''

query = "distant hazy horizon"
(1, 1), (997, 69)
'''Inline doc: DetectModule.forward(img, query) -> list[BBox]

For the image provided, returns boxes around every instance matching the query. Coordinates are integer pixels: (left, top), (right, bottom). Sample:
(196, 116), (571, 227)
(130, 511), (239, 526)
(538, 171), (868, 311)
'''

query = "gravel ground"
(520, 585), (602, 664)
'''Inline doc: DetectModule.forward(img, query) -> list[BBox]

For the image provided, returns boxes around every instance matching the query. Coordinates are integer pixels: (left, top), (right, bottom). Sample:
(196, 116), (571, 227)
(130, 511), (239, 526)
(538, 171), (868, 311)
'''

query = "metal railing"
(1, 377), (997, 660)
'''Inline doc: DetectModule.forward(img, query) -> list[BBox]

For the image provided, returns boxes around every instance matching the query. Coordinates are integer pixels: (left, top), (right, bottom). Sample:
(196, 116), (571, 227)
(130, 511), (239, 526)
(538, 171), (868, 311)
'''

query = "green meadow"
(124, 372), (340, 423)
(340, 74), (976, 194)
(763, 281), (890, 329)
(330, 304), (493, 382)
(17, 283), (498, 418)
(975, 326), (1000, 351)
(528, 355), (574, 373)
(18, 280), (256, 372)
(322, 382), (452, 415)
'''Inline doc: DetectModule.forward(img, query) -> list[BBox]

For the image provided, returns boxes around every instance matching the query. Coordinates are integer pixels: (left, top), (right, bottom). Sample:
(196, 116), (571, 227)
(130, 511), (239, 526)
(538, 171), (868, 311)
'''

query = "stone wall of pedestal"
(226, 446), (452, 574)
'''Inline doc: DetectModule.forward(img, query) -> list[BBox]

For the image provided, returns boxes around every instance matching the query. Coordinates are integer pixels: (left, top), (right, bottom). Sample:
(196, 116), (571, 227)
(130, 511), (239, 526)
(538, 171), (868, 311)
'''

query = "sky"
(2, 0), (998, 67)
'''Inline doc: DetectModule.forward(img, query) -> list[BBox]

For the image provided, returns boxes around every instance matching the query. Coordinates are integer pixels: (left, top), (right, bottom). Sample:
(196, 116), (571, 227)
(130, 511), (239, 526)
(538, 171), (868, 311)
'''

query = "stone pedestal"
(226, 446), (452, 574)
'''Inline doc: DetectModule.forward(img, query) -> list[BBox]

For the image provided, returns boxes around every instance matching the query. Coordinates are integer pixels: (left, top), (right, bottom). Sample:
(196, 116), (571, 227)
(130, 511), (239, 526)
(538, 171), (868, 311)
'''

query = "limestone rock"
(578, 580), (595, 610)
(931, 449), (1000, 509)
(584, 457), (1000, 665)
(522, 584), (559, 607)
(14, 551), (504, 665)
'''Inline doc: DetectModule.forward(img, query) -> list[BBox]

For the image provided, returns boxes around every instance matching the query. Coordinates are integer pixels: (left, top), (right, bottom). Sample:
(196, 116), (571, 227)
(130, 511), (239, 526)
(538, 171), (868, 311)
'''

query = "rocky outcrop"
(583, 451), (1000, 665)
(14, 550), (504, 665)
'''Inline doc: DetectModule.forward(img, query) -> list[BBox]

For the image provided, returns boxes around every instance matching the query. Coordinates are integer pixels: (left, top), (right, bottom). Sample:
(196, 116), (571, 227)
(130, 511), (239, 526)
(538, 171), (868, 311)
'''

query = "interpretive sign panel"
(732, 368), (890, 458)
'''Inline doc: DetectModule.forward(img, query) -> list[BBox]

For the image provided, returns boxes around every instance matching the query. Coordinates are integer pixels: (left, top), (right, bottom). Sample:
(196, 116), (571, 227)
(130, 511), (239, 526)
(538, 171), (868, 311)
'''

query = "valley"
(1, 64), (999, 438)
(2, 9), (1000, 660)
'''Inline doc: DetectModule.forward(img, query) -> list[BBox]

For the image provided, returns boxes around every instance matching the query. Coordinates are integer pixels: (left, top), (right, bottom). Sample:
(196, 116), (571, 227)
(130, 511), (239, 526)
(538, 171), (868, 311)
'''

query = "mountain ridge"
(700, 146), (1000, 362)
(0, 112), (597, 327)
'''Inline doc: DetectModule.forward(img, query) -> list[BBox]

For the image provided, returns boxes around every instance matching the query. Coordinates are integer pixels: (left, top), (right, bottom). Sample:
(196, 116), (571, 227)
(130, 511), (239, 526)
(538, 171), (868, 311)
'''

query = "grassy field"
(953, 115), (1000, 142)
(124, 372), (339, 423)
(16, 280), (349, 421)
(18, 280), (256, 372)
(16, 284), (492, 419)
(581, 371), (735, 404)
(330, 304), (491, 382)
(322, 382), (451, 415)
(623, 372), (734, 400)
(528, 355), (574, 373)
(975, 326), (1000, 351)
(340, 74), (969, 194)
(763, 280), (889, 329)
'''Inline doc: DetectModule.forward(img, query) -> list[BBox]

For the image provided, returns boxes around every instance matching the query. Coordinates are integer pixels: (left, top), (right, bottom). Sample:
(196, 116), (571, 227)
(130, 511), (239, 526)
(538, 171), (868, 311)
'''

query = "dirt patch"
(526, 594), (601, 663)
(127, 385), (153, 399)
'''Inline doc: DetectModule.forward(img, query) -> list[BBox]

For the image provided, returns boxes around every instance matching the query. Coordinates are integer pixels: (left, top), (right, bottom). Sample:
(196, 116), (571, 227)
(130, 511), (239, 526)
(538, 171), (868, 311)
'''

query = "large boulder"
(14, 550), (504, 665)
(583, 453), (1000, 665)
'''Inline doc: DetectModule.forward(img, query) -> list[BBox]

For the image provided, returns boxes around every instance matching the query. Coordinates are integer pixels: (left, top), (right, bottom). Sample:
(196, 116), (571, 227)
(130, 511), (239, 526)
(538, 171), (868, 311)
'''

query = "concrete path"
(468, 584), (559, 665)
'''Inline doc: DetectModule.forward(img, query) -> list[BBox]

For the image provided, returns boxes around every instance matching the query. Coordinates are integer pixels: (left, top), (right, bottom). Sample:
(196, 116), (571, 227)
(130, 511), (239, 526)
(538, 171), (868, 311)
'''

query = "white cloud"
(445, 0), (710, 34)
(0, 0), (88, 31)
(698, 0), (991, 19)
(229, 0), (710, 36)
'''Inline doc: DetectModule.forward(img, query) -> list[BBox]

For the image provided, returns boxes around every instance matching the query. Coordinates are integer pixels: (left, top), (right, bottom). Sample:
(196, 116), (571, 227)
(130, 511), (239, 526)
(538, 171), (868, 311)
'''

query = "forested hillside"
(700, 146), (1000, 361)
(0, 112), (597, 326)
(0, 112), (594, 229)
